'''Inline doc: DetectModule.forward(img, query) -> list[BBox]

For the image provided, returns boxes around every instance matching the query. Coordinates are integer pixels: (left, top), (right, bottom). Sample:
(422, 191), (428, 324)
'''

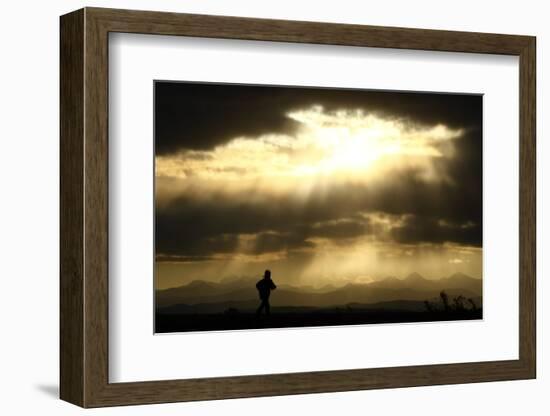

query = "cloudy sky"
(154, 81), (482, 290)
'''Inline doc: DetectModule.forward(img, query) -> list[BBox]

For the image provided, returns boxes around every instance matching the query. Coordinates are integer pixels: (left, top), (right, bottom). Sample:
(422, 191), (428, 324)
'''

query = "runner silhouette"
(255, 270), (277, 316)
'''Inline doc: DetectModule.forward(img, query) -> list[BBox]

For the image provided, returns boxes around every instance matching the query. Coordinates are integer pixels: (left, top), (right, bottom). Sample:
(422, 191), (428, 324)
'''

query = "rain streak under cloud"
(154, 82), (482, 290)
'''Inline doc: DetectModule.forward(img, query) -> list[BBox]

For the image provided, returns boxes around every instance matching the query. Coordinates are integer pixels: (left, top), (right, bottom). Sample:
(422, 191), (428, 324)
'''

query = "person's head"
(264, 269), (271, 279)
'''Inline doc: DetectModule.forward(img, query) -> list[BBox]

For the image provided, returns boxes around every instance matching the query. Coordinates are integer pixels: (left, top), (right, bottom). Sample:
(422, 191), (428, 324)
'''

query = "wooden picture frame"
(60, 7), (536, 408)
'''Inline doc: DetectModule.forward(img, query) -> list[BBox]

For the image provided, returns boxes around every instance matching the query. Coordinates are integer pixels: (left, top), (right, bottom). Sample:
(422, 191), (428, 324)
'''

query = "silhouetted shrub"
(424, 300), (434, 312)
(224, 307), (240, 316)
(440, 291), (450, 311)
(453, 295), (466, 311)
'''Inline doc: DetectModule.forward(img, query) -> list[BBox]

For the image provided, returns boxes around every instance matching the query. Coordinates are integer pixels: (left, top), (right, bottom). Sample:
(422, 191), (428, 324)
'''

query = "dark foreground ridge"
(155, 272), (483, 333)
(155, 307), (482, 333)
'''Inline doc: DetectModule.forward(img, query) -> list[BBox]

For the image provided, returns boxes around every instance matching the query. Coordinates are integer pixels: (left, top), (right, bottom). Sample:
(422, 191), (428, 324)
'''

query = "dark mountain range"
(156, 272), (482, 311)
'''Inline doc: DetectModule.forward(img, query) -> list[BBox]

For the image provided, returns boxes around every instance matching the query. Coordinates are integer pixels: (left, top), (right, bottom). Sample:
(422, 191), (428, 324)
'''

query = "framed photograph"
(153, 81), (485, 334)
(60, 7), (536, 407)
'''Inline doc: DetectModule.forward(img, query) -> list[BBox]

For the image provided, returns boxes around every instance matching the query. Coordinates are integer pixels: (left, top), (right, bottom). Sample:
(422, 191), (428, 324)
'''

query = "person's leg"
(256, 299), (266, 316)
(265, 299), (270, 316)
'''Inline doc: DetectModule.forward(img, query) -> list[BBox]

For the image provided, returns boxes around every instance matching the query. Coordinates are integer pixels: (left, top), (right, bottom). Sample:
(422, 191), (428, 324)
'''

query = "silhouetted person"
(256, 270), (277, 316)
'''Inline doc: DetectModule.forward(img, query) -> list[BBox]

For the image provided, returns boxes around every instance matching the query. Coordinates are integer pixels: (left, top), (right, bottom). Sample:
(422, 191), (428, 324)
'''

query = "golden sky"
(154, 83), (482, 290)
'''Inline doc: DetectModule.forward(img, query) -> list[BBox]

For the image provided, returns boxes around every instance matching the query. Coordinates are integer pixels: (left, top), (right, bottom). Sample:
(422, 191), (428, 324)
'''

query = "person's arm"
(271, 280), (277, 290)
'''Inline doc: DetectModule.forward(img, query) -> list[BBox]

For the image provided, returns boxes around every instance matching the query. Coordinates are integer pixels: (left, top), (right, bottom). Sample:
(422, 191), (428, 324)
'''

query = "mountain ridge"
(157, 272), (482, 309)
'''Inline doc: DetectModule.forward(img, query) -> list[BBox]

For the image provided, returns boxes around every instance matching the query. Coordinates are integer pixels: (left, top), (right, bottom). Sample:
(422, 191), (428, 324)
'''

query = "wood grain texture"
(83, 11), (110, 406)
(89, 7), (532, 54)
(59, 8), (84, 407)
(59, 7), (537, 408)
(518, 38), (536, 375)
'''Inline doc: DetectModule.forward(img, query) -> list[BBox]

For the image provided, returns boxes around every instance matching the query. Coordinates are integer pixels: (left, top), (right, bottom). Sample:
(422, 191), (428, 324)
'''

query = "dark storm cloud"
(252, 232), (315, 254)
(391, 216), (481, 247)
(155, 82), (482, 259)
(158, 233), (241, 258)
(155, 81), (482, 155)
(155, 167), (482, 258)
(308, 217), (373, 240)
(155, 254), (215, 262)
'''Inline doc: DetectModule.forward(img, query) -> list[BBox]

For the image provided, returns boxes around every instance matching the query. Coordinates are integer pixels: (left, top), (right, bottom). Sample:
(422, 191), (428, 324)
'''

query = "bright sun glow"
(154, 104), (481, 288)
(155, 106), (464, 199)
(287, 106), (462, 176)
